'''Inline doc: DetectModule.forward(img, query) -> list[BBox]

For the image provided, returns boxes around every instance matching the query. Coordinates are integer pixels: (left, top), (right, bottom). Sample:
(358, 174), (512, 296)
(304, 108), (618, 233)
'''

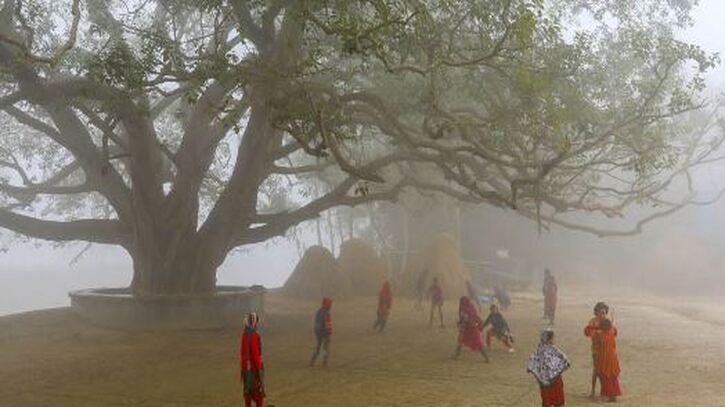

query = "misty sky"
(2, 1), (725, 316)
(684, 0), (725, 87)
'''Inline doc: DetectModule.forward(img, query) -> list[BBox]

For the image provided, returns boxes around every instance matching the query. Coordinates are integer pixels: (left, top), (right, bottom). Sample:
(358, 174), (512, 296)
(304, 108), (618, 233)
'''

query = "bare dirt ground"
(1, 289), (724, 406)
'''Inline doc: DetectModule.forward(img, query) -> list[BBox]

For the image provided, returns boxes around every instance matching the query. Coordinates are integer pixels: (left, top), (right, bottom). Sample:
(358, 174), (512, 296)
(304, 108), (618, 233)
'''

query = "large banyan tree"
(0, 0), (721, 295)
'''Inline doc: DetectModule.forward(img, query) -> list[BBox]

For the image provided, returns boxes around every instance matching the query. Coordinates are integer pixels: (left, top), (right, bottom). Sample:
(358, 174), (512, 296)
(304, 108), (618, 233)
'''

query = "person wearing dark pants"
(310, 297), (333, 367)
(428, 277), (444, 328)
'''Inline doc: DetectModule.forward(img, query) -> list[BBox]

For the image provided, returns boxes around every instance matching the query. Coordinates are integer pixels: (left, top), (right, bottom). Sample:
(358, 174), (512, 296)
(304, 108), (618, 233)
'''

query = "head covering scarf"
(244, 312), (259, 332)
(458, 296), (479, 320)
(459, 296), (470, 313)
(594, 302), (609, 314)
(527, 329), (570, 386)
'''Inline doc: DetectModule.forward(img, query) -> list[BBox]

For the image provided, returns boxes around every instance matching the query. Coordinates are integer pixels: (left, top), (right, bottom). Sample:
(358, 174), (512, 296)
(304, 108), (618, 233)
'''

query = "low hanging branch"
(0, 0), (719, 296)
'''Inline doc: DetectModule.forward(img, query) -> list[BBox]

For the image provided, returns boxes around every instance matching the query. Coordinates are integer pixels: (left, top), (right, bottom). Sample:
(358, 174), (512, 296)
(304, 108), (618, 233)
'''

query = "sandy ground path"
(1, 290), (725, 406)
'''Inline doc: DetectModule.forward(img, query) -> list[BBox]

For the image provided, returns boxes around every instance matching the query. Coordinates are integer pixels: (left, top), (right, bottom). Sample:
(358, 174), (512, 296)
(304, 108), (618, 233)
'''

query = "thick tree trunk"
(129, 232), (217, 296)
(127, 193), (216, 295)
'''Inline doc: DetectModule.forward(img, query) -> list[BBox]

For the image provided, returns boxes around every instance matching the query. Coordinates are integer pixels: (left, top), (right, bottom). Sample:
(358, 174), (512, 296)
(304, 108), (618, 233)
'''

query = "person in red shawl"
(453, 296), (489, 362)
(428, 277), (444, 328)
(310, 297), (333, 367)
(240, 312), (265, 407)
(543, 269), (558, 323)
(584, 302), (622, 401)
(373, 281), (393, 333)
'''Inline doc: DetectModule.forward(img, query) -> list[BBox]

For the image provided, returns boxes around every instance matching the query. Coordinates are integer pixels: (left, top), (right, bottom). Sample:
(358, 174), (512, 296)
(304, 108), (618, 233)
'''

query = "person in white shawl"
(527, 329), (570, 406)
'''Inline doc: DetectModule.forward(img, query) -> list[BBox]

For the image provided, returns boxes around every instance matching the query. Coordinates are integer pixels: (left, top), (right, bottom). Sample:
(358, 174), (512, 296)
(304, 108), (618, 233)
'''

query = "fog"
(7, 2), (725, 406)
(0, 241), (298, 315)
(2, 0), (725, 316)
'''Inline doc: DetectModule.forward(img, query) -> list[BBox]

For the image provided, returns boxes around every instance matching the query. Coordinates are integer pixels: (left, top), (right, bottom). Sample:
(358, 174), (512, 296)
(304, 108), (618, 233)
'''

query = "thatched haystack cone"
(284, 246), (351, 299)
(400, 234), (472, 299)
(338, 239), (388, 296)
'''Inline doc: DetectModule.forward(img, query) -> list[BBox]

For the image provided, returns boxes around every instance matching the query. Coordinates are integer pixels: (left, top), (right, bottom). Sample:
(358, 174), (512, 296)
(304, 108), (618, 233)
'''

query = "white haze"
(2, 0), (725, 316)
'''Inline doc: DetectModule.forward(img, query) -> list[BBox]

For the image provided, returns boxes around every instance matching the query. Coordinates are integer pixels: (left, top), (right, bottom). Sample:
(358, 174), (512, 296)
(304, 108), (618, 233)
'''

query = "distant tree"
(0, 0), (720, 295)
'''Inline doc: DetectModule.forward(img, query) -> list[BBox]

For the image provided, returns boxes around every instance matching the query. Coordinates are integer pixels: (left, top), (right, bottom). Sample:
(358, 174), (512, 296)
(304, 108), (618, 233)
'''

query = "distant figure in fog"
(373, 281), (393, 332)
(483, 304), (515, 353)
(527, 329), (570, 407)
(584, 303), (621, 402)
(428, 277), (444, 328)
(309, 297), (333, 367)
(493, 285), (511, 311)
(241, 313), (265, 407)
(543, 269), (558, 323)
(454, 296), (489, 362)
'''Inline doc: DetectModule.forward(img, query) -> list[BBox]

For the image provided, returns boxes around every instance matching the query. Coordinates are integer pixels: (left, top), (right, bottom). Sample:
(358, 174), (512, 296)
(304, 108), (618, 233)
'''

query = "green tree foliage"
(0, 0), (721, 294)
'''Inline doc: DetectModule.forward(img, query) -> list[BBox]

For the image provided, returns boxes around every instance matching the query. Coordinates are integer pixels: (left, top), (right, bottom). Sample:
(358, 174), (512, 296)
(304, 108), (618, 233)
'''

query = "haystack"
(338, 239), (388, 296)
(400, 234), (472, 299)
(284, 246), (351, 299)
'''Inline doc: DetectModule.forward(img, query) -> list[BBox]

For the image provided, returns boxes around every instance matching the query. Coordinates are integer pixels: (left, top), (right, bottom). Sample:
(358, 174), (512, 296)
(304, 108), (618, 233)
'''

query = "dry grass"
(1, 289), (724, 406)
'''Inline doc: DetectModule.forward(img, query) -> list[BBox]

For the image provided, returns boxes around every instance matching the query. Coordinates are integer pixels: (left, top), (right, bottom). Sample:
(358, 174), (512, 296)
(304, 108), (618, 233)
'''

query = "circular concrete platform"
(69, 285), (266, 330)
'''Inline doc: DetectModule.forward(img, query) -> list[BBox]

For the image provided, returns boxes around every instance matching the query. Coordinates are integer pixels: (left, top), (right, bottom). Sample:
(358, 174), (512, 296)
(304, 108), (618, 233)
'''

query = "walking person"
(373, 281), (393, 333)
(543, 269), (558, 324)
(309, 297), (333, 367)
(428, 277), (444, 328)
(527, 329), (570, 407)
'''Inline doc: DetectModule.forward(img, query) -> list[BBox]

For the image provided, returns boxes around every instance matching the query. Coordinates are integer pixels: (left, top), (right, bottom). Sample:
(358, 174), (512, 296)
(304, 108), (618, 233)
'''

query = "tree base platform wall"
(69, 286), (266, 330)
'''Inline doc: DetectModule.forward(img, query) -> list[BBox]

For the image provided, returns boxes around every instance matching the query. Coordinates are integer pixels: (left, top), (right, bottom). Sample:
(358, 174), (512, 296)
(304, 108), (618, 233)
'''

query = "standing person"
(415, 269), (430, 310)
(543, 269), (558, 323)
(585, 304), (622, 402)
(309, 297), (333, 367)
(373, 281), (393, 333)
(465, 280), (482, 311)
(428, 277), (444, 328)
(483, 304), (515, 353)
(527, 329), (570, 407)
(240, 313), (265, 407)
(453, 296), (490, 362)
(584, 302), (607, 398)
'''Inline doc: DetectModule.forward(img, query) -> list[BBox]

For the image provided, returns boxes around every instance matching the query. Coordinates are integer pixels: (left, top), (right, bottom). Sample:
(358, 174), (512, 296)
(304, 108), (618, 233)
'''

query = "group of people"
(525, 269), (621, 407)
(238, 269), (622, 407)
(419, 274), (517, 361)
(527, 300), (621, 407)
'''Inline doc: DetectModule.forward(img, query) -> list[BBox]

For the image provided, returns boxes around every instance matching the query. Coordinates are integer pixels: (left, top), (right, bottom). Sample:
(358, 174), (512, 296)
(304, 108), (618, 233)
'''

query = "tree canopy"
(0, 0), (721, 294)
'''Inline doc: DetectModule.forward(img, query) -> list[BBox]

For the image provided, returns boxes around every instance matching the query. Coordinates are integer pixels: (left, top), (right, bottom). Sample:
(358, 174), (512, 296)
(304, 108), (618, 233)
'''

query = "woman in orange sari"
(584, 302), (621, 402)
(593, 318), (621, 401)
